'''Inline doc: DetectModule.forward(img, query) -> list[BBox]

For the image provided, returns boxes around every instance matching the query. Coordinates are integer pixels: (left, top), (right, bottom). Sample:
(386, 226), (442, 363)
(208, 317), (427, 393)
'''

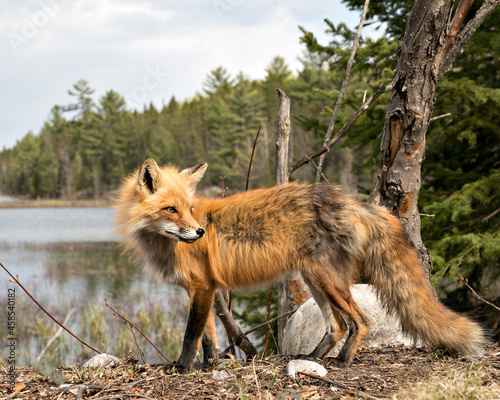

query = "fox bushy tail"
(363, 210), (486, 356)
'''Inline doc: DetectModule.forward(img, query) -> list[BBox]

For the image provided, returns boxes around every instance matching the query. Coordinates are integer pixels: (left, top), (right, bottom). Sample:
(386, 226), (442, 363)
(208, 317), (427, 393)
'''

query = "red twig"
(459, 275), (500, 312)
(220, 169), (226, 198)
(104, 299), (171, 363)
(245, 126), (261, 191)
(0, 261), (101, 354)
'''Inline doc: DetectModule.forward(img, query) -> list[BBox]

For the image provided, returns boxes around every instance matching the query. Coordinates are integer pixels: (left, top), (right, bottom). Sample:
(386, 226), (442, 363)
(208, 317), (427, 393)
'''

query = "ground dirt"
(1, 344), (499, 399)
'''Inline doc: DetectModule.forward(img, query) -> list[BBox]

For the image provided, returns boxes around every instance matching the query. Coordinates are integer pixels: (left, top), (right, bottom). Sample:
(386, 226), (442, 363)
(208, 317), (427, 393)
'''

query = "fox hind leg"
(300, 272), (348, 359)
(304, 264), (370, 366)
(335, 299), (370, 366)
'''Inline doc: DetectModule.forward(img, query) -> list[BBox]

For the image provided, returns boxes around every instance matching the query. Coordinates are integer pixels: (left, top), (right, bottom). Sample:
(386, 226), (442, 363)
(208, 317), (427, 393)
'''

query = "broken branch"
(289, 83), (391, 175)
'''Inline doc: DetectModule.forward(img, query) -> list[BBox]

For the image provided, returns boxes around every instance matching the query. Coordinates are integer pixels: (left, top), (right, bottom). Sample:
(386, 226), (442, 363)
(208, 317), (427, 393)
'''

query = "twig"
(221, 310), (296, 354)
(297, 371), (382, 399)
(459, 275), (500, 311)
(315, 0), (371, 182)
(243, 310), (296, 336)
(440, 0), (475, 61)
(220, 169), (226, 198)
(0, 261), (101, 355)
(90, 394), (156, 400)
(35, 308), (77, 364)
(430, 112), (463, 122)
(245, 126), (261, 191)
(128, 324), (146, 364)
(419, 213), (435, 218)
(262, 283), (274, 357)
(442, 208), (500, 231)
(308, 156), (331, 185)
(483, 208), (500, 223)
(439, 0), (499, 79)
(289, 83), (391, 175)
(104, 299), (170, 363)
(438, 243), (476, 277)
(179, 381), (219, 400)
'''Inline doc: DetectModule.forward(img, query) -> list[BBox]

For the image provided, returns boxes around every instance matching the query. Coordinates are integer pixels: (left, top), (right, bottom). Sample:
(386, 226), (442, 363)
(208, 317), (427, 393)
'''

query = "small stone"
(212, 370), (233, 380)
(83, 354), (122, 368)
(285, 360), (327, 378)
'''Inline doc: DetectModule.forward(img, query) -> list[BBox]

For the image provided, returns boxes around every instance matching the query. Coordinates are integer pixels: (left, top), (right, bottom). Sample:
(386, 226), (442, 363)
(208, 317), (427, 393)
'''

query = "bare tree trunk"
(369, 0), (498, 288)
(275, 88), (310, 352)
(275, 89), (290, 187)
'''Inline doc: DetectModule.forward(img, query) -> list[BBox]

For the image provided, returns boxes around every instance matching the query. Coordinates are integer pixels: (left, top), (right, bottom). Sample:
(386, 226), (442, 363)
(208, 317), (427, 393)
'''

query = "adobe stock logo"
(7, 0), (69, 53)
(125, 65), (169, 107)
(213, 0), (244, 20)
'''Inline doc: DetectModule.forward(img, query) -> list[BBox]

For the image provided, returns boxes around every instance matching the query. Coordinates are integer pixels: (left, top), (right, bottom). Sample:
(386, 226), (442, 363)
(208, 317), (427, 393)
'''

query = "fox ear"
(180, 163), (207, 189)
(137, 158), (161, 194)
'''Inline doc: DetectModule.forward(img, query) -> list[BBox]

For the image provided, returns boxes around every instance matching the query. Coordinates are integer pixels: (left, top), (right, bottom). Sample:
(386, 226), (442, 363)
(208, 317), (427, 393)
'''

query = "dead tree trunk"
(275, 89), (310, 352)
(369, 0), (498, 286)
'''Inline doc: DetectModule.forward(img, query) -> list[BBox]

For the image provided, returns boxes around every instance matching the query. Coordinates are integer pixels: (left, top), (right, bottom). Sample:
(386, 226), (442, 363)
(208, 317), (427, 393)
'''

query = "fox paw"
(324, 356), (350, 368)
(294, 354), (322, 362)
(163, 362), (189, 375)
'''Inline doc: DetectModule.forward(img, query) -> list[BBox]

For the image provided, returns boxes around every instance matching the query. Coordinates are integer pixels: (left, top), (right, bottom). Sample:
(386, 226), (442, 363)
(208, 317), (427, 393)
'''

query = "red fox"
(115, 158), (485, 372)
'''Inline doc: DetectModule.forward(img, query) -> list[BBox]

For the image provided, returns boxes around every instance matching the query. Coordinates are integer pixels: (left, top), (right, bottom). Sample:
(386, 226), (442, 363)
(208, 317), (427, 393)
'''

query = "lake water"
(0, 207), (115, 244)
(0, 207), (190, 367)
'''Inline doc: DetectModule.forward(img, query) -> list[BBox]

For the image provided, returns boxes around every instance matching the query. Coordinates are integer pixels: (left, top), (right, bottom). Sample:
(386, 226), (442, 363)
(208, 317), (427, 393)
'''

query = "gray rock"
(83, 354), (122, 368)
(285, 360), (327, 378)
(281, 284), (415, 357)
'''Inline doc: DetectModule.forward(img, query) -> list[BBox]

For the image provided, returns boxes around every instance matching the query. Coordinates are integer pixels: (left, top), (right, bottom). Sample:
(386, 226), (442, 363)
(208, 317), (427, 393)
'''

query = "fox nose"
(196, 228), (205, 238)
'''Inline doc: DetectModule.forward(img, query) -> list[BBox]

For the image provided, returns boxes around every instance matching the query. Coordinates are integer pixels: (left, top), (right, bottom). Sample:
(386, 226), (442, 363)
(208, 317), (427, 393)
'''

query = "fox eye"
(164, 207), (177, 213)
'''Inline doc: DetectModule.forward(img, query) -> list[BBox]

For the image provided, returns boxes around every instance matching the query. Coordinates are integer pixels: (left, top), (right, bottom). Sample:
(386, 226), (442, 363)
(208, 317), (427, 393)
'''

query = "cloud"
(0, 0), (364, 149)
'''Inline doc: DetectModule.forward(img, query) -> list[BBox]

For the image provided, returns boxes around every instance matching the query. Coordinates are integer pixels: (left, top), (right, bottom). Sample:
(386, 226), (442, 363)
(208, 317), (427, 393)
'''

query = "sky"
(0, 0), (377, 150)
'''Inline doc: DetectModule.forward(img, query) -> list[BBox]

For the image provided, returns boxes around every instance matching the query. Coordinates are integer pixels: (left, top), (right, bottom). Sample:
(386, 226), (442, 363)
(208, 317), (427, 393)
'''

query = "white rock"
(83, 354), (122, 368)
(282, 284), (415, 357)
(285, 360), (327, 378)
(212, 370), (233, 380)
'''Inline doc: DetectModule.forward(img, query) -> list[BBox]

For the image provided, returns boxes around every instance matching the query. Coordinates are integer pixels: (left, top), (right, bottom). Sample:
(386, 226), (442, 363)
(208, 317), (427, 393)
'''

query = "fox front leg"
(201, 305), (218, 369)
(174, 288), (216, 373)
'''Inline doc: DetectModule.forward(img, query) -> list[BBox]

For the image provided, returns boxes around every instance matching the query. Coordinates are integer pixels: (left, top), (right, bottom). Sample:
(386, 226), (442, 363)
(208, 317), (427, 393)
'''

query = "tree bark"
(368, 0), (498, 288)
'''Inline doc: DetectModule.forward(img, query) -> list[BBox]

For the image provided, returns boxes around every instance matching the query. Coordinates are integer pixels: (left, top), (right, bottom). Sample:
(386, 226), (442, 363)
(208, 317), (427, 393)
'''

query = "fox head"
(131, 158), (208, 243)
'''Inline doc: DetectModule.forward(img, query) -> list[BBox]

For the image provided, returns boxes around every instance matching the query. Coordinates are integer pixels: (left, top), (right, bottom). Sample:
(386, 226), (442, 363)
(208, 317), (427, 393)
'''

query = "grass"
(0, 284), (188, 370)
(0, 198), (112, 209)
(394, 363), (500, 400)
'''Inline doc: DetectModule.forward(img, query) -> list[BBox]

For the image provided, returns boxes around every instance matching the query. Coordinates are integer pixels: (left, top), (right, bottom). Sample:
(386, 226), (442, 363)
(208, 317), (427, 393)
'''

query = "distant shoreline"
(0, 197), (112, 209)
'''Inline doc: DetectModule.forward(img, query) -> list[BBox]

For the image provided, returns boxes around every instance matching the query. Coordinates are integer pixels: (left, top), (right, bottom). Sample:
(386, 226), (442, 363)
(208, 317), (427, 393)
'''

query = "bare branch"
(245, 127), (261, 191)
(35, 308), (77, 364)
(439, 0), (499, 79)
(105, 299), (170, 363)
(289, 83), (391, 176)
(1, 261), (101, 355)
(430, 112), (463, 122)
(214, 291), (258, 358)
(440, 0), (475, 60)
(460, 275), (500, 312)
(315, 0), (371, 182)
(243, 310), (295, 336)
(262, 283), (274, 357)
